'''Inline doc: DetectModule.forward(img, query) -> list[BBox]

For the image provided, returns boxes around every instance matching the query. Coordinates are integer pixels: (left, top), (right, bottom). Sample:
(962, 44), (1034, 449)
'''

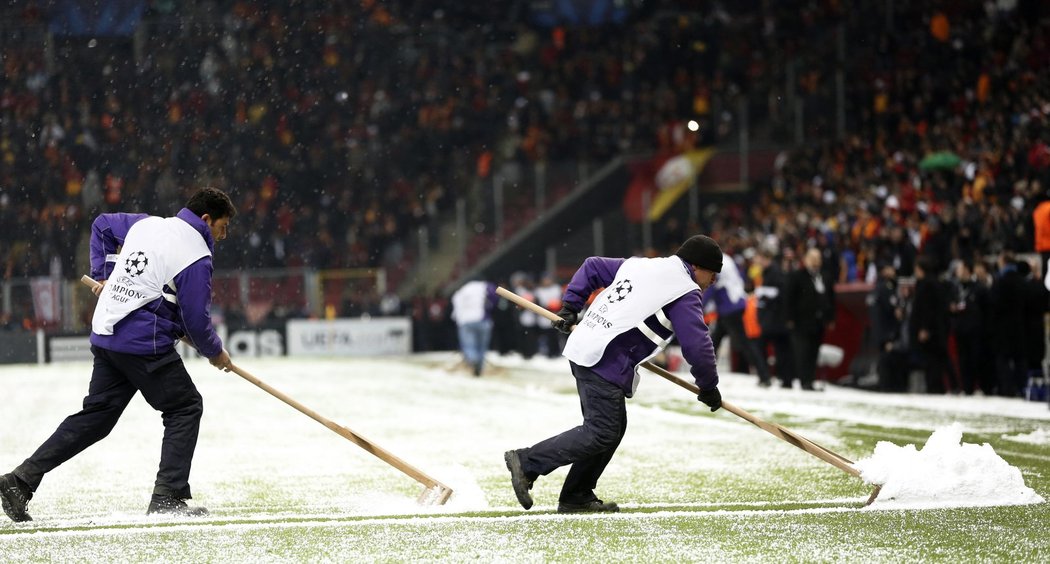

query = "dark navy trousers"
(520, 362), (628, 504)
(14, 346), (203, 499)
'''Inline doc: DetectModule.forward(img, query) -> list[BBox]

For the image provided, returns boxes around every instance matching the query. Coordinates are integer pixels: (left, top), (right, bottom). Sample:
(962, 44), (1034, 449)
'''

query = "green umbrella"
(919, 151), (961, 171)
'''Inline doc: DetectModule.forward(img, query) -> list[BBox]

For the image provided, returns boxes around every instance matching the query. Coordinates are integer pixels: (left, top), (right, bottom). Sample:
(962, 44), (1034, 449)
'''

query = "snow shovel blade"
(418, 484), (454, 505)
(864, 485), (883, 507)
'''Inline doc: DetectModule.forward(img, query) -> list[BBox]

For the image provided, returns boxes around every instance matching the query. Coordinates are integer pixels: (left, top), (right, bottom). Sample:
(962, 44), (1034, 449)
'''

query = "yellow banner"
(648, 148), (716, 221)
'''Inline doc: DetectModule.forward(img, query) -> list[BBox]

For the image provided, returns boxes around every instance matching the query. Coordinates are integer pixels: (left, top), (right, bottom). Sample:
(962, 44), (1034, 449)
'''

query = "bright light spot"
(687, 120), (700, 132)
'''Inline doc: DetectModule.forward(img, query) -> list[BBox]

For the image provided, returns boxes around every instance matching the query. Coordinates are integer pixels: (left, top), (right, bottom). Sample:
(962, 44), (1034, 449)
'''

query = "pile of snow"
(1001, 428), (1050, 445)
(854, 423), (1044, 509)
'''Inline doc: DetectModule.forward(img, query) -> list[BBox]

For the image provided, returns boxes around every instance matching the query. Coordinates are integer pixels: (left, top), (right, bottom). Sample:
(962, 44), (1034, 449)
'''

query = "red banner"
(30, 277), (61, 325)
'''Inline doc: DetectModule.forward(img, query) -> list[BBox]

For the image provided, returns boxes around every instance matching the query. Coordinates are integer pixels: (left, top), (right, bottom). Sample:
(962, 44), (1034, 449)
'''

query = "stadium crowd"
(1, 0), (751, 280)
(2, 1), (1050, 397)
(689, 0), (1050, 398)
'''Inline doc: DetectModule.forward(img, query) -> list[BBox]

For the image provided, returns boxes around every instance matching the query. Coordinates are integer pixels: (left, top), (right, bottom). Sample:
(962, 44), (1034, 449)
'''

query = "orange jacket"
(1034, 201), (1050, 253)
(743, 294), (762, 339)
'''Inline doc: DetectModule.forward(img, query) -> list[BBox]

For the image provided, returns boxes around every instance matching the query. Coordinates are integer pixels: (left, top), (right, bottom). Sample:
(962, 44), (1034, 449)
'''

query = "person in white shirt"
(533, 273), (564, 358)
(451, 279), (498, 376)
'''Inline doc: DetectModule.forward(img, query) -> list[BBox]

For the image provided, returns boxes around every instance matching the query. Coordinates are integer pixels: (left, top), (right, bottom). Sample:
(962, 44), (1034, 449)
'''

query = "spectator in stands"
(491, 277), (520, 357)
(1018, 258), (1049, 388)
(870, 263), (906, 392)
(785, 248), (836, 391)
(754, 246), (794, 388)
(949, 260), (991, 395)
(510, 272), (539, 360)
(990, 251), (1028, 396)
(910, 257), (956, 394)
(707, 252), (773, 387)
(876, 225), (917, 279)
(533, 272), (564, 358)
(1034, 193), (1050, 275)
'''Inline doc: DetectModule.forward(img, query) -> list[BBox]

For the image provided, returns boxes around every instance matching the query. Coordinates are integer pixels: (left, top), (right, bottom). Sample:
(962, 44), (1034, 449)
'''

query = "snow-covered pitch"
(1, 353), (1048, 561)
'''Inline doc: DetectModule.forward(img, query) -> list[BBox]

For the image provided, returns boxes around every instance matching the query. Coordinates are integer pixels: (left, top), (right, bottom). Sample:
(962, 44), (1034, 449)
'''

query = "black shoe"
(0, 473), (33, 522)
(758, 379), (772, 388)
(503, 450), (534, 510)
(147, 495), (209, 517)
(557, 499), (620, 514)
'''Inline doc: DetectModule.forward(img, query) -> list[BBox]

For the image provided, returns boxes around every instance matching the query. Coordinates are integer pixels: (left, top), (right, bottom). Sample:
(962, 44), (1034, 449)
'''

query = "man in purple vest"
(1, 188), (235, 522)
(504, 235), (724, 513)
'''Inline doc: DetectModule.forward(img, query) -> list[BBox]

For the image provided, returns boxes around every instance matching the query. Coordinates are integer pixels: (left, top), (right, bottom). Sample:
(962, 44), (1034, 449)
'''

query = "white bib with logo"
(92, 216), (211, 335)
(563, 256), (698, 369)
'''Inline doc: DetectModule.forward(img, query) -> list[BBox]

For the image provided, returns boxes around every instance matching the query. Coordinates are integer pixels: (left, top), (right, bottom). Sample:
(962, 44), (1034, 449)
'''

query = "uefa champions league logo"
(124, 251), (149, 277)
(608, 279), (633, 303)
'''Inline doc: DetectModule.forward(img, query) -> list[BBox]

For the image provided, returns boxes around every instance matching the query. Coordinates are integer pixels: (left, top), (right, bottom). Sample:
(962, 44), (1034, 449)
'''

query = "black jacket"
(910, 276), (950, 351)
(785, 267), (836, 334)
(869, 276), (900, 346)
(950, 279), (988, 336)
(757, 263), (790, 335)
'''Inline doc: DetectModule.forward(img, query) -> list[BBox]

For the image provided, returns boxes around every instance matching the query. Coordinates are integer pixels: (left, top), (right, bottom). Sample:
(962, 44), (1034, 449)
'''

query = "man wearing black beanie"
(675, 235), (724, 274)
(505, 235), (723, 513)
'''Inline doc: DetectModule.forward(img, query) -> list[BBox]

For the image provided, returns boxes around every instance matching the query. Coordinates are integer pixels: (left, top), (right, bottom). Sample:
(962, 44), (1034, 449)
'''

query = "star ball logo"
(124, 251), (149, 277)
(608, 279), (633, 302)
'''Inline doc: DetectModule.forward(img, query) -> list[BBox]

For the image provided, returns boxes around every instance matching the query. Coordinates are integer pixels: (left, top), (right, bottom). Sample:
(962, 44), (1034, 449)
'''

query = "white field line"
(0, 500), (874, 539)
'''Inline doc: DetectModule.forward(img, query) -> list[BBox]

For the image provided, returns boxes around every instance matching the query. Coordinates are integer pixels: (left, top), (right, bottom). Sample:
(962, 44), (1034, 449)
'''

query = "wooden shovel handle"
(640, 361), (860, 477)
(226, 362), (449, 490)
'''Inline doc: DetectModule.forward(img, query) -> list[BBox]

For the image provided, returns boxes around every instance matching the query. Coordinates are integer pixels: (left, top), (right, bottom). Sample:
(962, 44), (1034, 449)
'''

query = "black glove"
(552, 307), (578, 335)
(697, 387), (722, 412)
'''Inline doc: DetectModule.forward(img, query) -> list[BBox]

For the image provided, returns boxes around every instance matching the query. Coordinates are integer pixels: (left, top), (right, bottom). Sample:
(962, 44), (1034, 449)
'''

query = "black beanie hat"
(675, 235), (723, 273)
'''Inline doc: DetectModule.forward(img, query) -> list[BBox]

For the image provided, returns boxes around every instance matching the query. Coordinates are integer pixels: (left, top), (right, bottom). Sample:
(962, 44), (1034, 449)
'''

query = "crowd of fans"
(654, 0), (1050, 398)
(6, 0), (949, 278)
(710, 1), (1050, 281)
(698, 243), (1047, 398)
(1, 0), (762, 282)
(3, 1), (1050, 397)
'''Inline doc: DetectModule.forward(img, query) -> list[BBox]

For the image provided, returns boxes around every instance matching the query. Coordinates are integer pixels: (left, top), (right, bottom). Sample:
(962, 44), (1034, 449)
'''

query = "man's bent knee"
(166, 392), (203, 420)
(580, 424), (621, 453)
